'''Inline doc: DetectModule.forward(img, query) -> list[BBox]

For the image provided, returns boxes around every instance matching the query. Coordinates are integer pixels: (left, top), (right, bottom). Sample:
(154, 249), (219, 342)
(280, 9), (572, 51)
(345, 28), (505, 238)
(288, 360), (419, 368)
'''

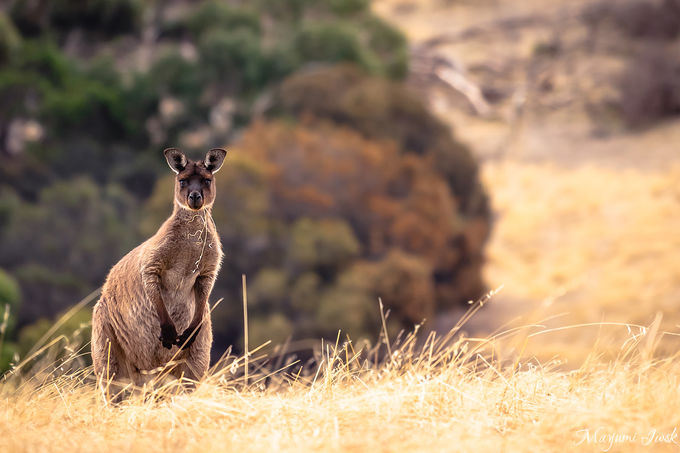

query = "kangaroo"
(92, 148), (226, 390)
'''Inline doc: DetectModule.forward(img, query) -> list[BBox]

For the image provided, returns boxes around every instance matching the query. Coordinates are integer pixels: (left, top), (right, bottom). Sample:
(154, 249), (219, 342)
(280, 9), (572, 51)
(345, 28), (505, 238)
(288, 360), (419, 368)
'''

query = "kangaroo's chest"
(161, 229), (221, 294)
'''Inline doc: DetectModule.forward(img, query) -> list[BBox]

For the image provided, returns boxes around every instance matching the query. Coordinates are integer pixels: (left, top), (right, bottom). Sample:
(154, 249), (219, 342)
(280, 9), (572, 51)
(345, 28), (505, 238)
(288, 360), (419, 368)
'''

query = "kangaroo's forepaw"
(159, 322), (178, 349)
(176, 325), (201, 350)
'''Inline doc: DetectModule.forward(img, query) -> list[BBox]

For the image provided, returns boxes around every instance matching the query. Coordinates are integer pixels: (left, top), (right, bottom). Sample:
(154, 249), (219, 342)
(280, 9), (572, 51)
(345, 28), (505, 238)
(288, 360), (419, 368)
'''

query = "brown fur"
(92, 149), (227, 389)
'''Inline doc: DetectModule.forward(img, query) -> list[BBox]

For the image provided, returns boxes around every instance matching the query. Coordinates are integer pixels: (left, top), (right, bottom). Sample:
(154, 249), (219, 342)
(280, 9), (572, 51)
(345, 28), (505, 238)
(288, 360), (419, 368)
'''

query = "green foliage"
(187, 2), (260, 39)
(327, 0), (370, 15)
(362, 15), (408, 79)
(198, 29), (265, 91)
(261, 43), (301, 85)
(316, 268), (375, 338)
(294, 22), (378, 74)
(0, 269), (21, 338)
(265, 0), (369, 19)
(249, 313), (293, 349)
(251, 269), (289, 308)
(359, 250), (435, 325)
(146, 50), (201, 112)
(0, 270), (20, 311)
(11, 39), (71, 87)
(257, 0), (311, 21)
(32, 49), (132, 143)
(0, 178), (139, 320)
(0, 39), (145, 183)
(0, 12), (21, 65)
(290, 272), (321, 313)
(42, 73), (126, 138)
(11, 0), (141, 38)
(0, 341), (18, 372)
(288, 218), (360, 272)
(15, 306), (92, 357)
(312, 251), (434, 339)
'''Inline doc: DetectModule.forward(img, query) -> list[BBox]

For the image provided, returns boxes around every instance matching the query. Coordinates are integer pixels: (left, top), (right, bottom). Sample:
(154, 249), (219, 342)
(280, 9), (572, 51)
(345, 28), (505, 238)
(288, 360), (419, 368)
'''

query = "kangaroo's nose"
(189, 191), (202, 201)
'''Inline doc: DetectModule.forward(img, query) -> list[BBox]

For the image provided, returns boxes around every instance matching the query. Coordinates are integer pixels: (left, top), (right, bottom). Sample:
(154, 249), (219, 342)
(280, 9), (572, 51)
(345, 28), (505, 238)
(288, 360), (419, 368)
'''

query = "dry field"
(3, 1), (680, 451)
(3, 306), (680, 453)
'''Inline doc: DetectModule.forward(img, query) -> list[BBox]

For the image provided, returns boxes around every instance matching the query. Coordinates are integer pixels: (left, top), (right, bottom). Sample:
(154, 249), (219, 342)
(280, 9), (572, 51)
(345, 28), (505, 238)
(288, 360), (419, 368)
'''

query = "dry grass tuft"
(478, 161), (680, 363)
(3, 294), (680, 452)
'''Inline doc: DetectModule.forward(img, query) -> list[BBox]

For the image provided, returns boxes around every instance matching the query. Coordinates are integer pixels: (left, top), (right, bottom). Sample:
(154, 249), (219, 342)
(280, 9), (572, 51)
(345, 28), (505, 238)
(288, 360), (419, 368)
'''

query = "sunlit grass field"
(2, 281), (680, 452)
(478, 161), (680, 364)
(2, 307), (680, 452)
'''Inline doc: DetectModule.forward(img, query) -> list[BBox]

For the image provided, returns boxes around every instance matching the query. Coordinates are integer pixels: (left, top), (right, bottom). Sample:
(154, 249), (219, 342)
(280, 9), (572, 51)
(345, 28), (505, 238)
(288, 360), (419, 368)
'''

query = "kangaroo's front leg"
(142, 256), (177, 349)
(177, 273), (215, 350)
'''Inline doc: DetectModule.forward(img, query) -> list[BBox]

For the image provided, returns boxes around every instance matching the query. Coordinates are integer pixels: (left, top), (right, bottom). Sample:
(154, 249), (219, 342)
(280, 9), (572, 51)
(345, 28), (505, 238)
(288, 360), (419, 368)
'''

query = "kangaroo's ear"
(205, 148), (227, 173)
(164, 148), (187, 174)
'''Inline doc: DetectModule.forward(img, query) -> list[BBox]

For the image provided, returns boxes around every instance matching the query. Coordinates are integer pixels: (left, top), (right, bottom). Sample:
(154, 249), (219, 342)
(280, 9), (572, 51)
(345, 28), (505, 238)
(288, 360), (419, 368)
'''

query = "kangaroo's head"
(164, 148), (227, 211)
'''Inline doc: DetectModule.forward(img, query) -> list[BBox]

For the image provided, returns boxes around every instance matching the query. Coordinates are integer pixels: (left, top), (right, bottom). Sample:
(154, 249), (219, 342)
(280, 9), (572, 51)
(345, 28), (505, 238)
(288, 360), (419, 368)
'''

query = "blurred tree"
(362, 15), (408, 79)
(0, 177), (139, 324)
(251, 268), (289, 310)
(185, 1), (261, 39)
(14, 306), (92, 363)
(198, 28), (266, 93)
(326, 0), (370, 16)
(316, 270), (376, 339)
(272, 64), (487, 218)
(248, 313), (293, 350)
(0, 12), (21, 66)
(290, 272), (322, 313)
(294, 22), (378, 74)
(287, 218), (361, 275)
(0, 268), (21, 338)
(357, 250), (435, 326)
(240, 119), (471, 266)
(0, 0), (488, 356)
(10, 0), (141, 39)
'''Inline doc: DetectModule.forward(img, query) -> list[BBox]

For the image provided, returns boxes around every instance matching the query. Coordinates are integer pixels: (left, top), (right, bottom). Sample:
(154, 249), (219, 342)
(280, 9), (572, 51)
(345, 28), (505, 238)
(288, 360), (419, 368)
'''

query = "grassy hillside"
(2, 305), (680, 452)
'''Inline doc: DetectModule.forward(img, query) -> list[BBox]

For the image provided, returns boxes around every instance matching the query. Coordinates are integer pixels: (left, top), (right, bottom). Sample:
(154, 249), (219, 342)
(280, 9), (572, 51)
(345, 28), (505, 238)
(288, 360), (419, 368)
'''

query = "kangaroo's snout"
(188, 191), (203, 210)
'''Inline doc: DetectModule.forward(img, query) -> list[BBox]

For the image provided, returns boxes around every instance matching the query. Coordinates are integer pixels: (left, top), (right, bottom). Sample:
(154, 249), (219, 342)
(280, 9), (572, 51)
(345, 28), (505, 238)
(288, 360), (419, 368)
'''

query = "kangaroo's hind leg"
(172, 312), (213, 384)
(92, 301), (133, 401)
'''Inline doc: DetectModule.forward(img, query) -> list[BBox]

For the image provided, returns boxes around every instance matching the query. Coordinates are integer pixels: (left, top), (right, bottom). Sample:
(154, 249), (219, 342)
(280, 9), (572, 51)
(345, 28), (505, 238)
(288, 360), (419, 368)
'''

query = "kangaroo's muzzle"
(188, 191), (203, 210)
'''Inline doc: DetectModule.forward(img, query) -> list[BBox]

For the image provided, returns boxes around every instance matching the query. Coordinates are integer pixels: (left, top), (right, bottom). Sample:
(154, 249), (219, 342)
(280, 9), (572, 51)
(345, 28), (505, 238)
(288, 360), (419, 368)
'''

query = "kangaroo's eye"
(179, 179), (188, 188)
(204, 179), (212, 186)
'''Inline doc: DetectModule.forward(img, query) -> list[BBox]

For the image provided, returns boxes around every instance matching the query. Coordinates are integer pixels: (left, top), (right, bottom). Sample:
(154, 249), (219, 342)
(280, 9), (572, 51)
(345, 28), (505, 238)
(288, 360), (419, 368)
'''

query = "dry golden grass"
(468, 161), (680, 364)
(485, 162), (680, 310)
(3, 296), (680, 453)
